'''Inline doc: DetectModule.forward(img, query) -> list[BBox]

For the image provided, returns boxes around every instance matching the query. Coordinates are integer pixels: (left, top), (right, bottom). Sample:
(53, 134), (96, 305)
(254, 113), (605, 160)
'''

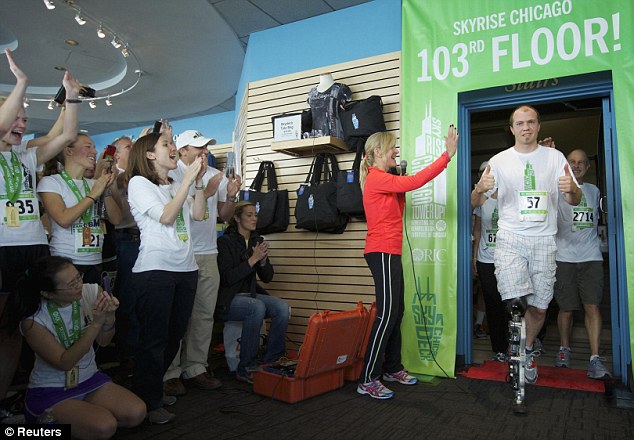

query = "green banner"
(402, 0), (634, 376)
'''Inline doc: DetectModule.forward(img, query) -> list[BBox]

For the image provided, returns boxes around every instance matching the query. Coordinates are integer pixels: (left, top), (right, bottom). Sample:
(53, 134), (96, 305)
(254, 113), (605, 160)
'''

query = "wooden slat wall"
(244, 52), (401, 345)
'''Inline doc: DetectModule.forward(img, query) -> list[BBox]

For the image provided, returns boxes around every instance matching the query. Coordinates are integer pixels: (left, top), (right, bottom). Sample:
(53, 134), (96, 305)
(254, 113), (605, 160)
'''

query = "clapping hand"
(4, 48), (27, 84)
(92, 291), (119, 326)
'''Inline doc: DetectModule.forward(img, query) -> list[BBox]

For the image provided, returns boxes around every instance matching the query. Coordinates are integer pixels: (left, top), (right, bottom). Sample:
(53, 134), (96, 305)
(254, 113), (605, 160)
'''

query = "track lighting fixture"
(111, 37), (122, 49)
(75, 13), (86, 26)
(23, 98), (29, 108)
(89, 100), (97, 109)
(120, 46), (129, 57)
(48, 100), (55, 110)
(42, 0), (55, 10)
(105, 97), (112, 106)
(97, 26), (106, 39)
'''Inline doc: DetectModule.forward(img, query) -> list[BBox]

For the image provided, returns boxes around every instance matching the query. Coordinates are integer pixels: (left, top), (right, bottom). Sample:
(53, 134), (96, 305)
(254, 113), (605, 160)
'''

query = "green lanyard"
(46, 300), (81, 349)
(169, 191), (189, 242)
(0, 151), (23, 203)
(59, 170), (93, 225)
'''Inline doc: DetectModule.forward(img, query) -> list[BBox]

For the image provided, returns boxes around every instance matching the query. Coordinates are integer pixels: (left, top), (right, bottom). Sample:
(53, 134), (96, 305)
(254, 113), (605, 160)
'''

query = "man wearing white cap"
(163, 130), (241, 395)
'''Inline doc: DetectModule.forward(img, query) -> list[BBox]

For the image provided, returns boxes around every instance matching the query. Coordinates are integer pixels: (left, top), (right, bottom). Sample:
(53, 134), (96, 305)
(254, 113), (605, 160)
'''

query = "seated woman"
(217, 201), (289, 383)
(12, 256), (145, 438)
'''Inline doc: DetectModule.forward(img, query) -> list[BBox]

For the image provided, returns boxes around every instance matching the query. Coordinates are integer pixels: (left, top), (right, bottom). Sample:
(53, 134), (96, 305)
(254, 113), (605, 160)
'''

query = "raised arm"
(27, 106), (65, 149)
(35, 72), (82, 166)
(0, 49), (28, 138)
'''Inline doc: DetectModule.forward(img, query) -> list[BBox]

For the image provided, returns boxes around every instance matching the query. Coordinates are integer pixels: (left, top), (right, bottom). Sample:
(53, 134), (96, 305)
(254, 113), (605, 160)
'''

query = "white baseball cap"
(175, 130), (216, 149)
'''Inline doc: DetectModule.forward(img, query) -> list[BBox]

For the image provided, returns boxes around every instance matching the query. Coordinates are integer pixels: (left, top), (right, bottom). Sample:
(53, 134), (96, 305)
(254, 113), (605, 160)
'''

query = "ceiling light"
(120, 46), (129, 57)
(105, 97), (112, 106)
(97, 26), (106, 39)
(23, 98), (29, 108)
(48, 100), (55, 110)
(111, 37), (121, 49)
(89, 100), (97, 109)
(74, 13), (86, 26)
(42, 0), (55, 10)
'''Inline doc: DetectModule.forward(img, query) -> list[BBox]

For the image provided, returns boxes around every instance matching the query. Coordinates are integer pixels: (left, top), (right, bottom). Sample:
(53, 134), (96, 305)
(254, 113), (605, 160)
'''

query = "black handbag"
(295, 153), (348, 234)
(339, 95), (386, 151)
(240, 161), (289, 234)
(336, 144), (365, 218)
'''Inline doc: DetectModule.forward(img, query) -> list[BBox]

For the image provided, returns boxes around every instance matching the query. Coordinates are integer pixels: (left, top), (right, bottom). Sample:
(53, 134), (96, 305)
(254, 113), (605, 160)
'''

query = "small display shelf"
(271, 136), (348, 156)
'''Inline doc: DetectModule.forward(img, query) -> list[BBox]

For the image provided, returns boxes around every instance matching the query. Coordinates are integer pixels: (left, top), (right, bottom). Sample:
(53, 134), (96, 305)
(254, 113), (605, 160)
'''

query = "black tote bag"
(295, 153), (348, 234)
(339, 95), (386, 151)
(336, 144), (365, 217)
(240, 161), (289, 234)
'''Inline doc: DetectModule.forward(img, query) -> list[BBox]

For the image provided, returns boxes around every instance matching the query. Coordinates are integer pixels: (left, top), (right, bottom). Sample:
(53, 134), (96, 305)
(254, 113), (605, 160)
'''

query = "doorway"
(456, 71), (629, 384)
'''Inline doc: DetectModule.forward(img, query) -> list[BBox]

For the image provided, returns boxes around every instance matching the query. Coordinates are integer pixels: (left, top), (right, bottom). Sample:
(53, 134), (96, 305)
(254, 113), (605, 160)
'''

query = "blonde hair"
(359, 132), (396, 189)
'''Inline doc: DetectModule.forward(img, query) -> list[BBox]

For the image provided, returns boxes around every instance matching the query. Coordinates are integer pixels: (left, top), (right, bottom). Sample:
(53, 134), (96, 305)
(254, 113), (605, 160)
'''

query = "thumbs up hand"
(475, 164), (495, 194)
(558, 163), (576, 194)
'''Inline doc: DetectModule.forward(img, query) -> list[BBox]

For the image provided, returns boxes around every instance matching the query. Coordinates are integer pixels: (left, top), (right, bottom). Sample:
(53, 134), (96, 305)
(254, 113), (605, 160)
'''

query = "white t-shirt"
(0, 143), (48, 246)
(128, 175), (197, 273)
(474, 197), (498, 264)
(487, 146), (574, 237)
(24, 284), (101, 388)
(556, 182), (603, 263)
(37, 174), (102, 265)
(169, 160), (227, 255)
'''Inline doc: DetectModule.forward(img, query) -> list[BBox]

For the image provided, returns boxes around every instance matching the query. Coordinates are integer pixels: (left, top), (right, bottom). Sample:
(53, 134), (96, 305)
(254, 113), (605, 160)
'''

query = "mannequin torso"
(316, 73), (335, 93)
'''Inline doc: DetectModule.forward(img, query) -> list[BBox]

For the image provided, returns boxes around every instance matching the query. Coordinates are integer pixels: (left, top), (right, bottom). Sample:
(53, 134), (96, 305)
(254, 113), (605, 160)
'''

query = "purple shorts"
(24, 371), (112, 423)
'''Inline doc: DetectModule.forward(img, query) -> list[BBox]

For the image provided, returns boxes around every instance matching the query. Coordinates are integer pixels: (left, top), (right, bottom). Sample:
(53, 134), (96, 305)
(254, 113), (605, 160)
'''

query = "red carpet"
(460, 360), (606, 393)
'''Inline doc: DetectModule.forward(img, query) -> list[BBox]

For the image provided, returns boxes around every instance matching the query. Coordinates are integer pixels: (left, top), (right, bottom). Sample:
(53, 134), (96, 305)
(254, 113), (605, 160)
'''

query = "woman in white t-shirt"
(13, 256), (145, 437)
(124, 130), (206, 425)
(38, 134), (120, 284)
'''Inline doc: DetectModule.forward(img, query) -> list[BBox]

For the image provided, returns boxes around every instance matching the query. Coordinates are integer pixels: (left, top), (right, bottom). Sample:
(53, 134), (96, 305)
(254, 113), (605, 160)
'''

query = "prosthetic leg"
(506, 297), (528, 414)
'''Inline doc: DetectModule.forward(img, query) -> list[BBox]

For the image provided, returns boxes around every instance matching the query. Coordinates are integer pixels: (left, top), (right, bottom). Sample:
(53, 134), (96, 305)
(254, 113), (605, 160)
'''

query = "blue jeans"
(113, 231), (140, 357)
(219, 293), (289, 376)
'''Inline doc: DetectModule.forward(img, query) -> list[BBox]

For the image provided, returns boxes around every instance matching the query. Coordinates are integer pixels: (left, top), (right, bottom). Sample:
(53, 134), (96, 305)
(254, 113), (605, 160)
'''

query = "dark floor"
(103, 359), (633, 440)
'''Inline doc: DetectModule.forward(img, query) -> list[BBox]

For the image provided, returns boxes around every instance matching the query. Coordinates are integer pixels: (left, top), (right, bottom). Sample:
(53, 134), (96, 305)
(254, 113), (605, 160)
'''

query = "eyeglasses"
(56, 273), (84, 291)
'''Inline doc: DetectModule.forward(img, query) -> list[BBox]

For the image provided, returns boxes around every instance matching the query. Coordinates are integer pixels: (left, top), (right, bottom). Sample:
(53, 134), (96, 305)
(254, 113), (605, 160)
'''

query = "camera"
(152, 120), (162, 133)
(225, 152), (235, 178)
(53, 84), (96, 105)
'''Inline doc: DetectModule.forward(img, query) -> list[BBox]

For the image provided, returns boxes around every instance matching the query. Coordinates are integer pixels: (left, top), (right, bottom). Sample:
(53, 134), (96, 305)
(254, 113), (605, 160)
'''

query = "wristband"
(86, 195), (96, 202)
(66, 98), (82, 104)
(195, 186), (204, 190)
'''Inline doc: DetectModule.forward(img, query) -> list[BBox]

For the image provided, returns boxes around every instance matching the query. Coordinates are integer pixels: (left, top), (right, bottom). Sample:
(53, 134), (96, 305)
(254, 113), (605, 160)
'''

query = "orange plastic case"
(252, 303), (367, 403)
(343, 302), (376, 382)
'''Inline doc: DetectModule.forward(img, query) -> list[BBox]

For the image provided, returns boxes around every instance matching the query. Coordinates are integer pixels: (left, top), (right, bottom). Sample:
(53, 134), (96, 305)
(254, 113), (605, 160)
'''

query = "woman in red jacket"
(357, 127), (458, 399)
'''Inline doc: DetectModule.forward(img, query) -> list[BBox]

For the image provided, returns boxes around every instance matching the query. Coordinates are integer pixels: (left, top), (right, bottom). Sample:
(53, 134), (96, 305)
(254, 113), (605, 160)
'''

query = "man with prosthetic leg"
(472, 105), (581, 413)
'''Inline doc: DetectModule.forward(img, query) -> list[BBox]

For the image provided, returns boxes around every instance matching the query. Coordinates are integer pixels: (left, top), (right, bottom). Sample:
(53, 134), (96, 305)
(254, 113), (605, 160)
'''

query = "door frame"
(456, 71), (629, 383)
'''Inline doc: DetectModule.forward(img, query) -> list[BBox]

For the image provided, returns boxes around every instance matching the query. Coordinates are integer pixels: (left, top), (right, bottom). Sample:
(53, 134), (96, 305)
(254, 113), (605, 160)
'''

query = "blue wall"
(90, 110), (235, 151)
(236, 0), (401, 114)
(91, 0), (401, 152)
